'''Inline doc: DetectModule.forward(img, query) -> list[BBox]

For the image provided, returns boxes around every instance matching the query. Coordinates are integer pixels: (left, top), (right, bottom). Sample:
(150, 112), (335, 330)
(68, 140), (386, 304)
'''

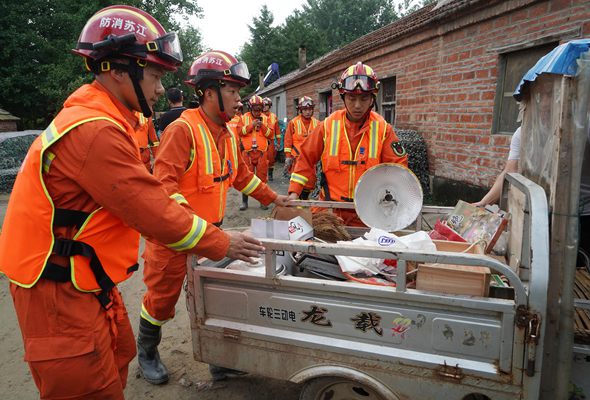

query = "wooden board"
(416, 240), (490, 296)
(416, 264), (490, 297)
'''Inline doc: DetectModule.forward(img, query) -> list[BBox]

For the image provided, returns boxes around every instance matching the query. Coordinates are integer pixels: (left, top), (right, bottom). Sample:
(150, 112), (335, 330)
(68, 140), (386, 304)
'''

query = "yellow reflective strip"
(290, 173), (308, 185)
(141, 304), (168, 326)
(151, 141), (160, 147)
(42, 152), (56, 173)
(370, 121), (378, 158)
(198, 125), (213, 174)
(284, 147), (292, 153)
(170, 192), (188, 205)
(41, 122), (58, 147)
(330, 120), (340, 156)
(167, 215), (207, 251)
(170, 119), (195, 171)
(241, 175), (262, 195)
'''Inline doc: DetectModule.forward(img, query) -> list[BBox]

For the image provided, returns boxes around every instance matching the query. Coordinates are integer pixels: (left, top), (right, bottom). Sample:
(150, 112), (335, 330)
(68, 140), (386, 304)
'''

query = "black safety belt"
(41, 208), (139, 309)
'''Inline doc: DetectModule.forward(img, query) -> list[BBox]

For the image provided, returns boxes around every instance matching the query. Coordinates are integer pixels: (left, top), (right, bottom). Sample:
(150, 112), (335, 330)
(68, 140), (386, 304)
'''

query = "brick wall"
(0, 121), (18, 133)
(284, 0), (590, 189)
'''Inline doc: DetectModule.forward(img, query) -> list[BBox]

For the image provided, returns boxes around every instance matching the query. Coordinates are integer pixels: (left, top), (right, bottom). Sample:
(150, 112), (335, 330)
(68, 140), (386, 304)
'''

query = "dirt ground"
(0, 162), (303, 399)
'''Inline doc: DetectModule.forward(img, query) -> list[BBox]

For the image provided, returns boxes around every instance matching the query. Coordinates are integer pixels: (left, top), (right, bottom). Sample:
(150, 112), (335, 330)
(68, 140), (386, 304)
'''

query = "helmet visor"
(228, 61), (250, 83)
(299, 99), (314, 108)
(341, 75), (378, 92)
(155, 32), (183, 65)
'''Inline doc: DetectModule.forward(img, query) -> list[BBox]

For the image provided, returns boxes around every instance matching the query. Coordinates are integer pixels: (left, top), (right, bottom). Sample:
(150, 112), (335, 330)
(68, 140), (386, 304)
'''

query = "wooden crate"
(416, 241), (490, 296)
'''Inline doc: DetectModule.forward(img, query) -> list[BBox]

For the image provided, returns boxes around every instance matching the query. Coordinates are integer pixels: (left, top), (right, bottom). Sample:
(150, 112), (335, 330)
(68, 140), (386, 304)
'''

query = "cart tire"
(299, 376), (389, 400)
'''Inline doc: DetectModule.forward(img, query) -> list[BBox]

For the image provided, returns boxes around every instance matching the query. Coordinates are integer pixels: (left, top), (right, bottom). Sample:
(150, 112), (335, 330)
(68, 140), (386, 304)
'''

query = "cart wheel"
(300, 376), (389, 400)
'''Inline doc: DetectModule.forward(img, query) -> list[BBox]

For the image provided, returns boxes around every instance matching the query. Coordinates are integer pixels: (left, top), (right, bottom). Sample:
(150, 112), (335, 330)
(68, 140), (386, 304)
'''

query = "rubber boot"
(239, 194), (248, 211)
(268, 167), (274, 182)
(137, 318), (169, 385)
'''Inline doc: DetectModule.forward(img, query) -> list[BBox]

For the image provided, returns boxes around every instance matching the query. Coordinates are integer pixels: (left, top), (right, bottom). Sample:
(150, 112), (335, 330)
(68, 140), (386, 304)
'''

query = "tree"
(238, 0), (401, 96)
(239, 5), (281, 94)
(396, 0), (436, 16)
(273, 11), (328, 74)
(0, 0), (203, 128)
(300, 0), (398, 50)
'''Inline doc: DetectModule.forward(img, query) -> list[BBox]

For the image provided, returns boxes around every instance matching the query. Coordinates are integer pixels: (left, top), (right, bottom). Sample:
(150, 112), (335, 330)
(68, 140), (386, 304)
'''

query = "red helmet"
(263, 97), (272, 107)
(72, 5), (182, 71)
(185, 50), (250, 88)
(297, 96), (315, 109)
(249, 95), (264, 109)
(336, 62), (380, 94)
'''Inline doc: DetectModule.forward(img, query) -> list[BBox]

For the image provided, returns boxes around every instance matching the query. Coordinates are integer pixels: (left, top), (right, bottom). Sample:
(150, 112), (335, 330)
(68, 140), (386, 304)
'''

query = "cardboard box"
(416, 240), (490, 296)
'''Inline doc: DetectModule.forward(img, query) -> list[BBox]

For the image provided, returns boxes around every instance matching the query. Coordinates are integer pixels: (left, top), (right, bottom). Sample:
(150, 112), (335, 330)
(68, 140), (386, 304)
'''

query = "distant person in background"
(156, 87), (186, 135)
(474, 126), (521, 207)
(239, 95), (274, 210)
(262, 97), (280, 181)
(283, 96), (320, 199)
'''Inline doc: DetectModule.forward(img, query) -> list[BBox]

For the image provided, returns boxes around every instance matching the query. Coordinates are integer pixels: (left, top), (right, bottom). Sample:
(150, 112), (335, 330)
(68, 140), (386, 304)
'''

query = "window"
(492, 43), (557, 135)
(378, 77), (396, 125)
(318, 91), (332, 120)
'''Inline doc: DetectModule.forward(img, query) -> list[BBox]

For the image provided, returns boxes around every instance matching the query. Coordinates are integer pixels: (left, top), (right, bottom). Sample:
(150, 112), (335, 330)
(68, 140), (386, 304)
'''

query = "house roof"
(514, 39), (590, 101)
(258, 0), (487, 92)
(0, 108), (20, 121)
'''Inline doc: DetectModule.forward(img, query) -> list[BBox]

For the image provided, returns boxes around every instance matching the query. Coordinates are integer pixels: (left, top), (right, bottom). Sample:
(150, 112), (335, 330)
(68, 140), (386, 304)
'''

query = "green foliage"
(0, 0), (203, 128)
(301, 0), (398, 50)
(239, 0), (401, 96)
(239, 5), (281, 93)
(396, 0), (436, 16)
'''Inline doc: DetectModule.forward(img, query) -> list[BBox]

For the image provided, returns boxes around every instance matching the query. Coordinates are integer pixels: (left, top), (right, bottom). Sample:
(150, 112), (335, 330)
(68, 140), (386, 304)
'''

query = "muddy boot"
(268, 167), (274, 181)
(137, 318), (169, 385)
(239, 194), (248, 211)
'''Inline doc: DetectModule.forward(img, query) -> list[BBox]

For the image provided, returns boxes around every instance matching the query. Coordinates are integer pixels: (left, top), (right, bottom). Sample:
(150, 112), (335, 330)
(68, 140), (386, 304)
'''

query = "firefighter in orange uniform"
(138, 50), (290, 384)
(262, 97), (280, 181)
(134, 111), (159, 172)
(283, 96), (320, 199)
(226, 101), (244, 133)
(0, 7), (265, 399)
(239, 95), (274, 210)
(287, 62), (409, 226)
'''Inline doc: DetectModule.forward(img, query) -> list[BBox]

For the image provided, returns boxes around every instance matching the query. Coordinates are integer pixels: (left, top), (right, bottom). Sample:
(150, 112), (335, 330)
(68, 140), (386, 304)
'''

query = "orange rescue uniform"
(0, 81), (229, 399)
(288, 109), (408, 226)
(141, 107), (277, 326)
(240, 111), (274, 183)
(263, 111), (280, 168)
(284, 114), (320, 191)
(133, 112), (159, 172)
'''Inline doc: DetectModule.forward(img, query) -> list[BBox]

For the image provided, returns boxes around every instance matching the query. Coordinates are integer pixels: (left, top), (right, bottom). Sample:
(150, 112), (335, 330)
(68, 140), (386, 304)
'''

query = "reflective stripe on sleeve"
(42, 152), (56, 173)
(170, 192), (188, 205)
(167, 215), (207, 251)
(241, 175), (262, 195)
(290, 173), (308, 185)
(284, 147), (292, 153)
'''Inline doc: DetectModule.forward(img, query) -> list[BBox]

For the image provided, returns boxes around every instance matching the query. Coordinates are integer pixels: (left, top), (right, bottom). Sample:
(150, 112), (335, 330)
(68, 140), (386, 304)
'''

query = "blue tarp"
(513, 38), (590, 101)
